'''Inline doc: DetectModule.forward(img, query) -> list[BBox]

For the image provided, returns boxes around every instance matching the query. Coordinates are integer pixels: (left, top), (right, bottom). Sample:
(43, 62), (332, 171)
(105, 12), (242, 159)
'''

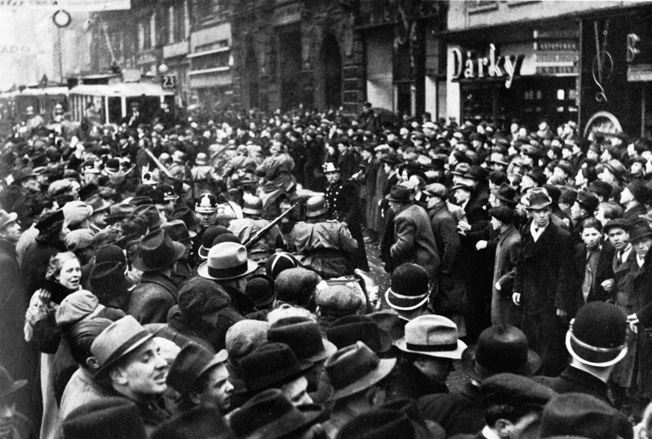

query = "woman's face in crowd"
(56, 258), (81, 290)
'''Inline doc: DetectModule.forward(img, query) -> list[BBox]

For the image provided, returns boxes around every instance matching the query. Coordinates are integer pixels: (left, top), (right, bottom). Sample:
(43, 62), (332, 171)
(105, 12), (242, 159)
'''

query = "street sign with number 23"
(162, 76), (176, 89)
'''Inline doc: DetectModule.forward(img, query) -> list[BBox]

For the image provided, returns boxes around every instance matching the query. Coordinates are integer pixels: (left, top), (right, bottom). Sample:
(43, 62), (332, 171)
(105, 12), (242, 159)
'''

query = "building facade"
(443, 0), (652, 136)
(230, 0), (447, 116)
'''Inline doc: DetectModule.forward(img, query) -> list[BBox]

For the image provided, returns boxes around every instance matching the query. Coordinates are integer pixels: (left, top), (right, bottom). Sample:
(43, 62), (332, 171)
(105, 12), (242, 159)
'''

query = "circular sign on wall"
(53, 10), (72, 28)
(583, 111), (623, 140)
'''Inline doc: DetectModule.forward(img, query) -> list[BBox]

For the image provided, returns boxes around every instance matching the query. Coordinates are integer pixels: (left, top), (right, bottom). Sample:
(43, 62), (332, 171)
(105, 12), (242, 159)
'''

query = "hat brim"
(132, 241), (186, 272)
(95, 332), (155, 377)
(237, 359), (314, 395)
(0, 379), (27, 399)
(395, 337), (467, 360)
(329, 357), (397, 401)
(524, 201), (552, 210)
(460, 344), (541, 382)
(385, 288), (429, 312)
(451, 185), (474, 193)
(197, 349), (229, 379)
(565, 331), (628, 368)
(306, 339), (338, 363)
(0, 211), (18, 229)
(253, 404), (325, 439)
(197, 259), (258, 281)
(92, 201), (112, 213)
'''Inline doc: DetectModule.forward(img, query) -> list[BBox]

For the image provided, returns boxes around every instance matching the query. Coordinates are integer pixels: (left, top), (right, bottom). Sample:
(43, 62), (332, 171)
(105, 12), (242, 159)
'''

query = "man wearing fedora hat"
(90, 316), (171, 435)
(237, 342), (314, 408)
(198, 241), (259, 315)
(127, 230), (186, 324)
(387, 315), (467, 400)
(323, 342), (397, 438)
(513, 187), (574, 376)
(385, 185), (439, 282)
(229, 388), (325, 439)
(0, 365), (32, 439)
(166, 343), (234, 415)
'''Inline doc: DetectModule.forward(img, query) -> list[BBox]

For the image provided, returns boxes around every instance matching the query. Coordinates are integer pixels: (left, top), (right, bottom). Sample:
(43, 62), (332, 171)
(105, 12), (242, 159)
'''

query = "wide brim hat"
(327, 342), (397, 401)
(238, 343), (314, 394)
(385, 185), (414, 203)
(327, 315), (393, 354)
(91, 316), (154, 377)
(132, 230), (186, 272)
(229, 389), (324, 439)
(395, 315), (467, 360)
(451, 184), (475, 194)
(198, 242), (258, 281)
(461, 339), (541, 383)
(524, 190), (553, 210)
(0, 210), (18, 230)
(90, 261), (133, 298)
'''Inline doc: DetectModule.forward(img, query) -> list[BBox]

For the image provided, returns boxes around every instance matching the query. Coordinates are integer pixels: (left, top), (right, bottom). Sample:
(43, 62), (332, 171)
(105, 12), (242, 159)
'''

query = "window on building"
(140, 17), (152, 50)
(166, 4), (186, 44)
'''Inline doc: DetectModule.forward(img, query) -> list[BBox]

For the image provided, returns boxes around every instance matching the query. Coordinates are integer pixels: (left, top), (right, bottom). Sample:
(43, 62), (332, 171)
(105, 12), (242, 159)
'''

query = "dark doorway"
(321, 34), (342, 110)
(278, 25), (303, 111)
(245, 46), (259, 110)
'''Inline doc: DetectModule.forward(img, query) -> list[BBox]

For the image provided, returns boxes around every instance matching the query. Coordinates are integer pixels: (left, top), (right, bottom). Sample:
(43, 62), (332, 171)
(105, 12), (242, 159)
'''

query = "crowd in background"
(1, 101), (652, 439)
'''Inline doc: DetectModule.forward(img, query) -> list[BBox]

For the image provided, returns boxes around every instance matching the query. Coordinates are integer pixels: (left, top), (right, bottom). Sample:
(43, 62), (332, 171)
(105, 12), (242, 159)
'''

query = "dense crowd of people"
(2, 101), (652, 439)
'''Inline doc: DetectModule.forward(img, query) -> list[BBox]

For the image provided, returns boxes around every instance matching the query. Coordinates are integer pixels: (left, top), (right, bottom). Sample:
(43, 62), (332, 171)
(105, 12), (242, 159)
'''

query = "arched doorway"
(244, 46), (259, 110)
(321, 34), (342, 110)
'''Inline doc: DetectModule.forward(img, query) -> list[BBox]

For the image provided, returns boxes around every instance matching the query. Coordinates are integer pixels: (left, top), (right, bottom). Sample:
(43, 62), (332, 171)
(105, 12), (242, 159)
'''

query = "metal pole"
(58, 27), (64, 83)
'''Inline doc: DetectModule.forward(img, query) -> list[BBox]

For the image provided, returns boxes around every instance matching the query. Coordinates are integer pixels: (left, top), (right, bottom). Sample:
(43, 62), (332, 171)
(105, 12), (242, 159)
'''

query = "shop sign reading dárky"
(451, 44), (524, 89)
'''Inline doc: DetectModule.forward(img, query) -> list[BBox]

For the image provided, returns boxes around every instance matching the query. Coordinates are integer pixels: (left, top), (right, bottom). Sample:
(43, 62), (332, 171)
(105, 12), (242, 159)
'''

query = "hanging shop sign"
(451, 44), (524, 89)
(532, 28), (579, 76)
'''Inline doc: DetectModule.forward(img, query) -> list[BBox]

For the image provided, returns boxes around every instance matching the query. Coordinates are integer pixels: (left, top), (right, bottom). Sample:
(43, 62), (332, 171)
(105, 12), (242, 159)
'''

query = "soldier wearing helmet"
(288, 194), (358, 279)
(227, 195), (284, 261)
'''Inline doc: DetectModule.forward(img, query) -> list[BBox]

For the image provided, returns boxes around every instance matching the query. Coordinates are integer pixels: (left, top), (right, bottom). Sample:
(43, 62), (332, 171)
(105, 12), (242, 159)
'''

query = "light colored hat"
(396, 315), (467, 359)
(198, 242), (258, 280)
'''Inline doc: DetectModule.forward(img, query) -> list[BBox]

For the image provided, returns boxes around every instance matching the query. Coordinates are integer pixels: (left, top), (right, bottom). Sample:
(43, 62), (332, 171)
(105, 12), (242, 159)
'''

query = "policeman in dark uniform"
(288, 195), (358, 279)
(323, 162), (370, 272)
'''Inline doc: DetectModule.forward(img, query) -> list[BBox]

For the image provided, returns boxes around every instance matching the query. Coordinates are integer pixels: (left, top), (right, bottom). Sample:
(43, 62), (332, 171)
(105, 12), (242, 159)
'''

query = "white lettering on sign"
(452, 44), (524, 89)
(627, 33), (640, 63)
